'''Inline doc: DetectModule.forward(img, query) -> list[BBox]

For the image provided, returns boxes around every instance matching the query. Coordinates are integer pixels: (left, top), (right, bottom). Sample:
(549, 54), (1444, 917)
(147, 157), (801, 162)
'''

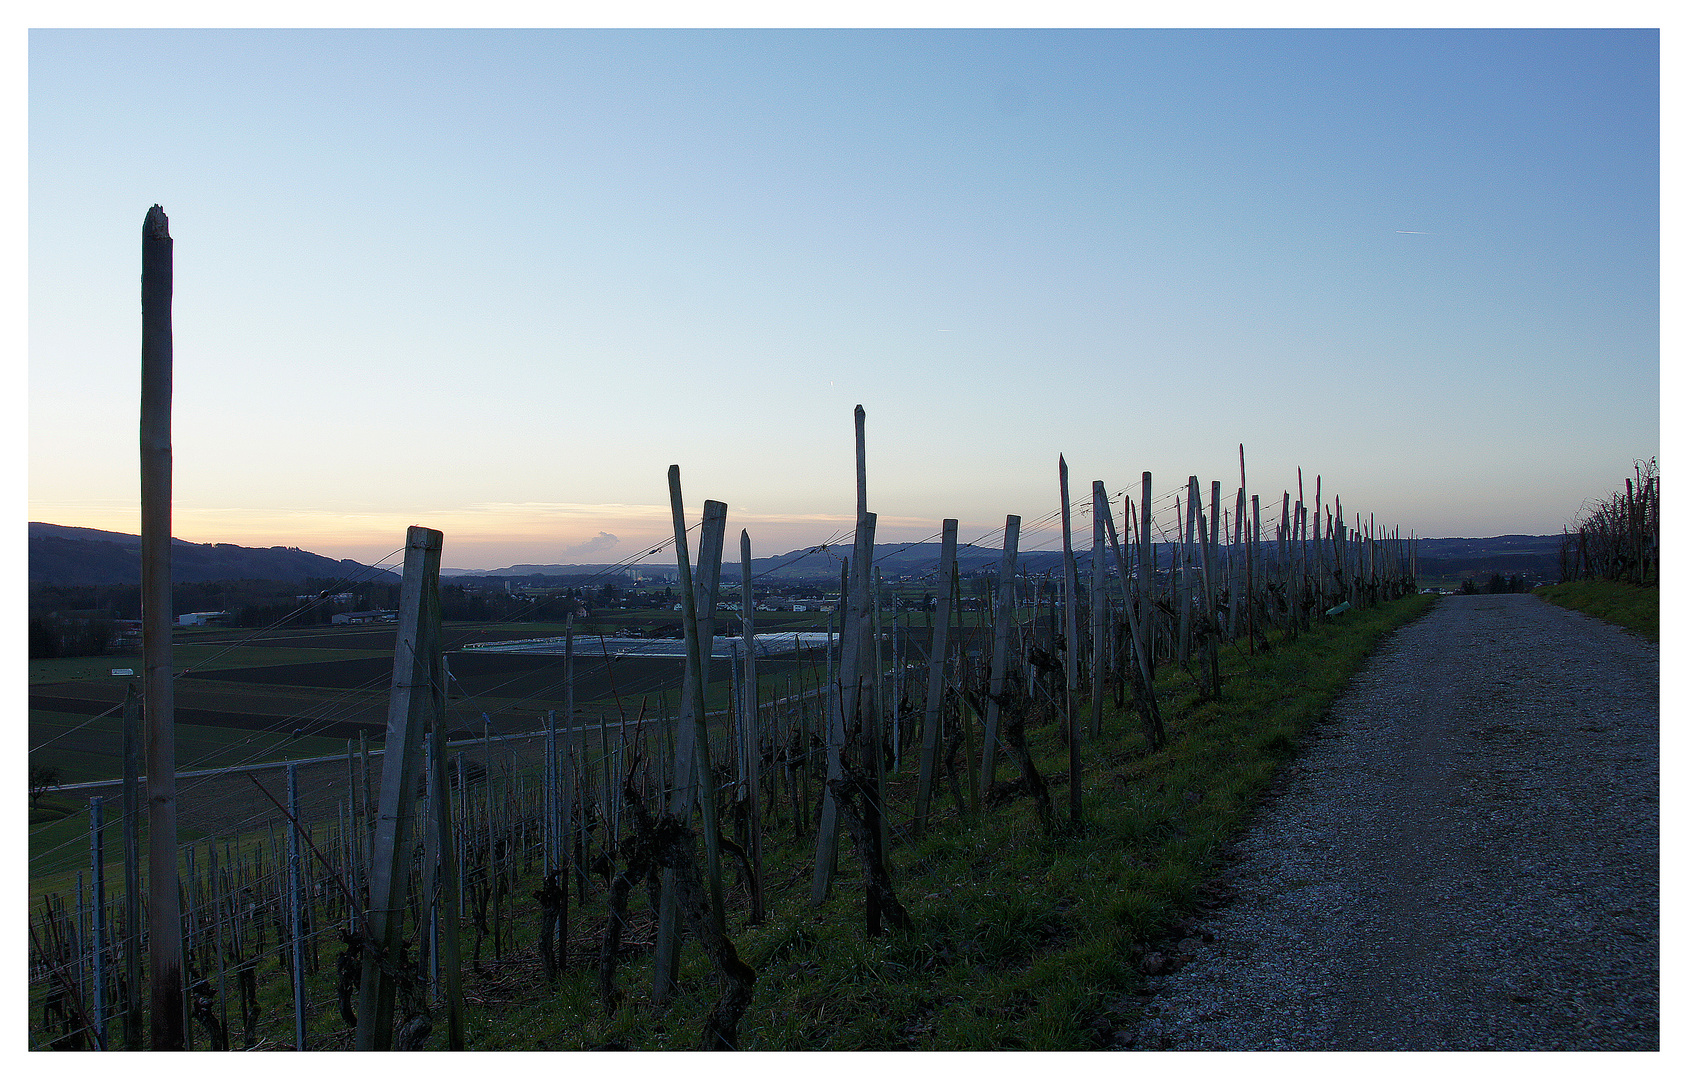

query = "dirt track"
(1128, 593), (1659, 1050)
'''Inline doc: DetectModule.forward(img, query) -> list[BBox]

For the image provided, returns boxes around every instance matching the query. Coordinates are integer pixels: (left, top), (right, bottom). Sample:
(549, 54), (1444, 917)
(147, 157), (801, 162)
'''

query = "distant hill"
(28, 523), (403, 587)
(444, 535), (1565, 586)
(442, 544), (1076, 584)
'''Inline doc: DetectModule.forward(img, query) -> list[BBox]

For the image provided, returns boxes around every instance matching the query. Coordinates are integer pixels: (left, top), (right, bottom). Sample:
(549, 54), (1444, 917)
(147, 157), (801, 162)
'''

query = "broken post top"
(144, 205), (170, 240)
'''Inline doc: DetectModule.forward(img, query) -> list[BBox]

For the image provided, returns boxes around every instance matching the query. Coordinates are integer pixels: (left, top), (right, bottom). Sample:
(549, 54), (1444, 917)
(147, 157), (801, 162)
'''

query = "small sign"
(111, 669), (135, 676)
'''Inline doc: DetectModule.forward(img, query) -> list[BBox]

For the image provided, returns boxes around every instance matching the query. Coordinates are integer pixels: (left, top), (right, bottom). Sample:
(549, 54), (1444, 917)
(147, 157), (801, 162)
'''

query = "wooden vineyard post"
(1139, 473), (1155, 671)
(1098, 489), (1164, 750)
(140, 204), (185, 1050)
(1179, 478), (1197, 667)
(1251, 494), (1263, 629)
(739, 530), (764, 923)
(653, 473), (728, 1000)
(870, 566), (889, 853)
(1280, 491), (1293, 626)
(1239, 445), (1254, 653)
(1090, 481), (1106, 740)
(813, 406), (870, 903)
(1059, 458), (1081, 825)
(889, 572), (902, 773)
(544, 710), (557, 874)
(484, 716), (498, 961)
(287, 763), (306, 1051)
(428, 717), (464, 1048)
(1206, 480), (1222, 696)
(812, 512), (877, 903)
(914, 519), (958, 835)
(1313, 475), (1324, 613)
(120, 682), (142, 1049)
(418, 741), (437, 999)
(979, 515), (1021, 790)
(89, 797), (107, 1050)
(355, 525), (444, 1051)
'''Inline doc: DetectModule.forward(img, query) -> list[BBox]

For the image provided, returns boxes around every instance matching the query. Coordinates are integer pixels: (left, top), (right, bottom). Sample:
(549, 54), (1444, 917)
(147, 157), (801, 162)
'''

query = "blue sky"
(27, 27), (1660, 570)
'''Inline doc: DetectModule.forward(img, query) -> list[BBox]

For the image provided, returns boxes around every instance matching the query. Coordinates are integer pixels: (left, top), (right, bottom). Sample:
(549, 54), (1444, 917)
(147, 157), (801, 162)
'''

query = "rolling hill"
(28, 523), (402, 587)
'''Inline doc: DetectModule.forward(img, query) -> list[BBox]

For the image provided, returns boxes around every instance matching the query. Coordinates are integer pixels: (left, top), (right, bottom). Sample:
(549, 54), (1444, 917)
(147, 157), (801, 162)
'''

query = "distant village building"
(332, 610), (397, 625)
(175, 611), (230, 627)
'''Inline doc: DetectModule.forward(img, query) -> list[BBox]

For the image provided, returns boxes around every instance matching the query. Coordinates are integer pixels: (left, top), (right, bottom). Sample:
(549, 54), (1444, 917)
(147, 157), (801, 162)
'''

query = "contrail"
(1395, 230), (1430, 234)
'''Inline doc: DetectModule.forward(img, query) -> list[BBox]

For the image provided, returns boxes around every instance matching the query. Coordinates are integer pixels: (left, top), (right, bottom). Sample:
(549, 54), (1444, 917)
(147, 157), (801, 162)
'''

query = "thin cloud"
(561, 531), (620, 556)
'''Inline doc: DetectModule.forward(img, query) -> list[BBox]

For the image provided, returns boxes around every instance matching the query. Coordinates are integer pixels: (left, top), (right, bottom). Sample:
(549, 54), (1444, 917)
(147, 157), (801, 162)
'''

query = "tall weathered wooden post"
(1059, 457), (1081, 824)
(1099, 487), (1163, 750)
(356, 526), (444, 1050)
(812, 406), (871, 903)
(287, 763), (305, 1051)
(979, 515), (1021, 789)
(652, 475), (728, 1000)
(89, 797), (107, 1050)
(740, 530), (764, 922)
(140, 204), (185, 1050)
(914, 519), (959, 835)
(120, 681), (143, 1048)
(427, 718), (464, 1048)
(1090, 480), (1106, 740)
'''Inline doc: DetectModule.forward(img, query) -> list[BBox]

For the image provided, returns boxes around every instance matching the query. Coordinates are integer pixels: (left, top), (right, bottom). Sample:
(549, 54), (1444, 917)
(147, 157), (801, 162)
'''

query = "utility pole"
(141, 204), (184, 1049)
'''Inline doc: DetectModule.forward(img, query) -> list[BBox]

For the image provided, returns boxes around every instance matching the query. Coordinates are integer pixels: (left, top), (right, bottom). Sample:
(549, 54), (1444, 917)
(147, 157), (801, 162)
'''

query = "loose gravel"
(1127, 593), (1659, 1051)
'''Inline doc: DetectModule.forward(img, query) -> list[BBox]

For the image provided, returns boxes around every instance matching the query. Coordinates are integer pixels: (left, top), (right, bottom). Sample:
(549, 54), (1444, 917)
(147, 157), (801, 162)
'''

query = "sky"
(25, 21), (1661, 572)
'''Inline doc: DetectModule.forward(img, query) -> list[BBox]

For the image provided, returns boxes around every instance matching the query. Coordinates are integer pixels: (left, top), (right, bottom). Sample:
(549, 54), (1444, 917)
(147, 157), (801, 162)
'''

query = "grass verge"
(1534, 579), (1658, 643)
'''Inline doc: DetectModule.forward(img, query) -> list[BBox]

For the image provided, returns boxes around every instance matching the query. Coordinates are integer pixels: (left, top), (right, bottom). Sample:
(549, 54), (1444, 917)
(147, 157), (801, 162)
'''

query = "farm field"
(28, 616), (855, 787)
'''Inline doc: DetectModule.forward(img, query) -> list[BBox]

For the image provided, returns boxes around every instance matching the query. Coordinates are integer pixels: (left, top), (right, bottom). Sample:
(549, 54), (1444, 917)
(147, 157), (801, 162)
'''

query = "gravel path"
(1128, 593), (1659, 1050)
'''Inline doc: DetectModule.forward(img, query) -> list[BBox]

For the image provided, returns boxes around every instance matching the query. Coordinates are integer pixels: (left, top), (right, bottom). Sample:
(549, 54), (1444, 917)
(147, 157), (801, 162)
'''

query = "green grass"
(446, 592), (1435, 1050)
(1534, 578), (1658, 642)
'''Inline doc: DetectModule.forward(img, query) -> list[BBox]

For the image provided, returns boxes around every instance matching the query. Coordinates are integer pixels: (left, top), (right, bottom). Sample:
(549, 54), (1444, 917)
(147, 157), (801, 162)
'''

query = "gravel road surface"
(1128, 593), (1659, 1050)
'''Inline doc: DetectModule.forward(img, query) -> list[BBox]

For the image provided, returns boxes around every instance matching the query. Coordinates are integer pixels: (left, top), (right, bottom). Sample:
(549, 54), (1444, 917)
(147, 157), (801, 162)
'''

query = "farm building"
(331, 609), (397, 625)
(175, 611), (229, 626)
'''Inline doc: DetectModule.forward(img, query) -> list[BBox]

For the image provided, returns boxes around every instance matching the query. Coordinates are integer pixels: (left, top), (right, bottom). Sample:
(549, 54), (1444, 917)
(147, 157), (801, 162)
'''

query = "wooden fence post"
(355, 525), (444, 1051)
(287, 763), (306, 1051)
(740, 530), (764, 923)
(979, 515), (1022, 790)
(119, 682), (142, 1049)
(915, 519), (958, 835)
(653, 473), (728, 999)
(1059, 458), (1082, 825)
(812, 511), (877, 903)
(141, 203), (184, 1050)
(1091, 480), (1106, 740)
(428, 718), (464, 1048)
(89, 797), (107, 1050)
(1098, 488), (1164, 750)
(1139, 473), (1154, 671)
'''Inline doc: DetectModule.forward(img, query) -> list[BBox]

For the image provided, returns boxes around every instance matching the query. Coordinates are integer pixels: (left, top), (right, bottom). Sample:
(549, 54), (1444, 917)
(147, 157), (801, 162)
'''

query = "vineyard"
(28, 401), (1429, 1050)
